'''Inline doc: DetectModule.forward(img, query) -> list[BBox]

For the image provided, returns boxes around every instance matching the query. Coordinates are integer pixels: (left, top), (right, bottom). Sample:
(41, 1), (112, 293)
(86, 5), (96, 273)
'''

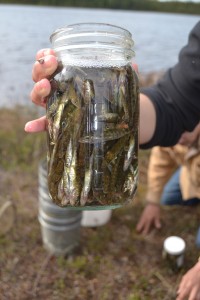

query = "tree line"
(1, 0), (200, 15)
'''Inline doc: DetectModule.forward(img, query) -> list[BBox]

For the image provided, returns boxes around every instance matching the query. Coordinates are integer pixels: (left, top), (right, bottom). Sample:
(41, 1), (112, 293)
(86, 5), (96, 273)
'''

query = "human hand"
(24, 48), (58, 133)
(24, 49), (141, 133)
(136, 202), (161, 235)
(176, 261), (200, 300)
(178, 123), (200, 147)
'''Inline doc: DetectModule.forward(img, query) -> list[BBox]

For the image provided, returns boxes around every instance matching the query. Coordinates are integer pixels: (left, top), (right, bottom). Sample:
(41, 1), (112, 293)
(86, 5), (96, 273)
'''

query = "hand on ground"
(136, 202), (161, 235)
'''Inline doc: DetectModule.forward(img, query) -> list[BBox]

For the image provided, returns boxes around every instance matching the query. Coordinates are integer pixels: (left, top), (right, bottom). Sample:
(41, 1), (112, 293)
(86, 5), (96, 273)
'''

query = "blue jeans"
(161, 167), (200, 206)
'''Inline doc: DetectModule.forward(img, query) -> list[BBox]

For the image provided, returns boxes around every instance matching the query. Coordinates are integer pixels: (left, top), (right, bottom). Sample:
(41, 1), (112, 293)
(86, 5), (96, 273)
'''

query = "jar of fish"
(47, 23), (139, 210)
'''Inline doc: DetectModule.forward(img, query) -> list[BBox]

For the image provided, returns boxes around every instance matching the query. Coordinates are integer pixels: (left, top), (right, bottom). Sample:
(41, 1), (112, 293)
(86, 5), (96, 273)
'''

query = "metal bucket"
(38, 160), (82, 256)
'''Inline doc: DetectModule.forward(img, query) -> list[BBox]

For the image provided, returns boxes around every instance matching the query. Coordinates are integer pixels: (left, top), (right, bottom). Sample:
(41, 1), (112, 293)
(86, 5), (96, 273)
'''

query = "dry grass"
(0, 96), (199, 300)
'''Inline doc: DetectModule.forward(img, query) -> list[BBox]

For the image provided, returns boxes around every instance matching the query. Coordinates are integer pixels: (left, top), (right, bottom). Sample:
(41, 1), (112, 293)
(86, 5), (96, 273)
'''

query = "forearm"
(139, 93), (156, 145)
(140, 21), (200, 149)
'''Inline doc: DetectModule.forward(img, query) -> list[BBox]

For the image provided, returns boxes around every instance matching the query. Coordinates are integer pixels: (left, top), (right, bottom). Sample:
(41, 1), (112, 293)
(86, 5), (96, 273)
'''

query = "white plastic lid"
(81, 210), (112, 227)
(163, 236), (186, 255)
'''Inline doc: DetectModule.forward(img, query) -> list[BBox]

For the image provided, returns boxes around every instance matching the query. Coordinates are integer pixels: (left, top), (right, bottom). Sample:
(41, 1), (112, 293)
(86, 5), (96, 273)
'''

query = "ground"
(0, 102), (199, 300)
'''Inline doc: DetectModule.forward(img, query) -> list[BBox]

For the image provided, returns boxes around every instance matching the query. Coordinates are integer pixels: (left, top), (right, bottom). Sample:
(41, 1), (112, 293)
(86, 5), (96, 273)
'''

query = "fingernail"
(37, 58), (45, 64)
(24, 122), (32, 132)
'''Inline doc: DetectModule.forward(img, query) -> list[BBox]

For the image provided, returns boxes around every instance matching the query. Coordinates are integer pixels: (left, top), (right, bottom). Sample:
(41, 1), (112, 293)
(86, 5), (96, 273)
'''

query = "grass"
(0, 106), (200, 300)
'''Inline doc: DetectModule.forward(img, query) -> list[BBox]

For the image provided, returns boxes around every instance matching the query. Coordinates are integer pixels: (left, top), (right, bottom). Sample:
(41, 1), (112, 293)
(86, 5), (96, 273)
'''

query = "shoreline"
(1, 2), (200, 16)
(0, 71), (163, 109)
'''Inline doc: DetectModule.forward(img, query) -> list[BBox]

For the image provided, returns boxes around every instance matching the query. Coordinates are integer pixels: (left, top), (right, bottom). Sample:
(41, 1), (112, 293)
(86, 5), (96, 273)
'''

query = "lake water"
(0, 4), (199, 107)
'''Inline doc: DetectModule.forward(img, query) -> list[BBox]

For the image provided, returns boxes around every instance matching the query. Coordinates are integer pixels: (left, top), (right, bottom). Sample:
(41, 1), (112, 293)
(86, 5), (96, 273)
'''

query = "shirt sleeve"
(140, 21), (200, 149)
(146, 147), (178, 204)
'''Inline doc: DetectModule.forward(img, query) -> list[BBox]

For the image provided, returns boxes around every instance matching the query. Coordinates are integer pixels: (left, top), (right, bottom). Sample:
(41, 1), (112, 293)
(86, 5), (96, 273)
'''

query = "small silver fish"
(123, 135), (135, 171)
(63, 140), (80, 206)
(80, 153), (93, 206)
(123, 165), (138, 197)
(82, 79), (95, 105)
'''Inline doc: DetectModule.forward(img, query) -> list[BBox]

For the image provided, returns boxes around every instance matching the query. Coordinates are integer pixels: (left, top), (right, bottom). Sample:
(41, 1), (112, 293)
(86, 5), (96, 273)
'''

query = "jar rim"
(50, 22), (132, 42)
(50, 22), (135, 67)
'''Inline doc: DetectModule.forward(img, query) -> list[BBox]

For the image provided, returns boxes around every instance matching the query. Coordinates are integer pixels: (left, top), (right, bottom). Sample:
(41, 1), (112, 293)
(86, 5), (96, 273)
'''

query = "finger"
(137, 220), (150, 235)
(30, 79), (51, 107)
(189, 287), (200, 300)
(177, 285), (189, 300)
(177, 285), (185, 298)
(136, 220), (144, 233)
(142, 222), (151, 235)
(35, 48), (55, 60)
(155, 219), (162, 229)
(177, 291), (186, 300)
(24, 116), (47, 133)
(177, 276), (187, 294)
(32, 54), (58, 82)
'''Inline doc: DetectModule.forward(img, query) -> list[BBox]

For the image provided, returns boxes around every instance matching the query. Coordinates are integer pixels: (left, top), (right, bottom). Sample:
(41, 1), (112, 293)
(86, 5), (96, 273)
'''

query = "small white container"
(81, 210), (112, 227)
(163, 236), (186, 269)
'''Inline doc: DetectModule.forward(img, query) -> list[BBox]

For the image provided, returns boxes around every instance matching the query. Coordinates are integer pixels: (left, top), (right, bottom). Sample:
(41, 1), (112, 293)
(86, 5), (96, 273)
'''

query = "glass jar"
(46, 23), (139, 210)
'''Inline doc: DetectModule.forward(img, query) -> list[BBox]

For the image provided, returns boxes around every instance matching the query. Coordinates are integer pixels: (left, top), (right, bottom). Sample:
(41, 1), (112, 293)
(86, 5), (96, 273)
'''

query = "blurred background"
(0, 1), (200, 299)
(0, 1), (199, 107)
